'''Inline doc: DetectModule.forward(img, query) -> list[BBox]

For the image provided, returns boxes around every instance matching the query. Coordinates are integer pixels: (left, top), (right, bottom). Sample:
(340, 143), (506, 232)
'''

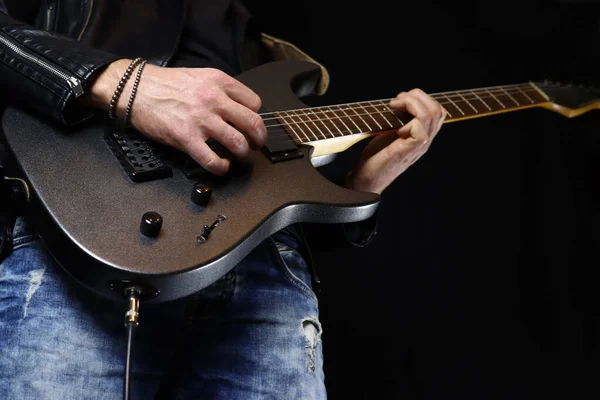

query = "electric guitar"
(2, 60), (599, 303)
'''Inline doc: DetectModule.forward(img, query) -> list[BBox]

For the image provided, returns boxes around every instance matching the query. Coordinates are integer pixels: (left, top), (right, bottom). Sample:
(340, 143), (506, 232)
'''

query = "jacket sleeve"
(0, 7), (121, 125)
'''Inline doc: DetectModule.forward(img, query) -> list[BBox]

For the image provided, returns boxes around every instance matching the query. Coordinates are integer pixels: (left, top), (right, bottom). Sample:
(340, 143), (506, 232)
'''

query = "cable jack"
(123, 286), (143, 400)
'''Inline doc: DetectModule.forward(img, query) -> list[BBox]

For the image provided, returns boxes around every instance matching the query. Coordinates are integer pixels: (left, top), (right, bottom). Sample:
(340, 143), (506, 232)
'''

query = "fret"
(515, 86), (535, 104)
(530, 82), (550, 101)
(441, 93), (466, 116)
(511, 91), (532, 106)
(343, 105), (375, 132)
(356, 103), (383, 130)
(310, 108), (339, 137)
(484, 88), (506, 108)
(322, 107), (347, 136)
(378, 101), (406, 125)
(434, 102), (452, 119)
(289, 111), (320, 141)
(455, 93), (479, 113)
(270, 82), (553, 145)
(306, 109), (335, 138)
(470, 91), (492, 111)
(285, 111), (314, 141)
(330, 106), (362, 134)
(500, 87), (520, 106)
(363, 102), (394, 129)
(335, 105), (363, 133)
(274, 112), (305, 141)
(296, 109), (328, 140)
(278, 111), (311, 141)
(372, 103), (394, 128)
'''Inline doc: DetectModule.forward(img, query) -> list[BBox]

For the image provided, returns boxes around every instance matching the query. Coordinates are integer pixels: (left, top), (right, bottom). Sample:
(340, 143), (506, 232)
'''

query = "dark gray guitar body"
(1, 60), (380, 303)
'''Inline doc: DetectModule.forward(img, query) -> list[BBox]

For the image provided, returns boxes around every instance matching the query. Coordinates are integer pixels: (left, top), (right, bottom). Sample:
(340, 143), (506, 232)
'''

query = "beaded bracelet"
(124, 60), (147, 127)
(108, 57), (144, 120)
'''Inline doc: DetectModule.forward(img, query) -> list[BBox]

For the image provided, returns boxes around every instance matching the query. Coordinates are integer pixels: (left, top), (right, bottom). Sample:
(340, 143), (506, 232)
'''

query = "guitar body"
(1, 60), (380, 303)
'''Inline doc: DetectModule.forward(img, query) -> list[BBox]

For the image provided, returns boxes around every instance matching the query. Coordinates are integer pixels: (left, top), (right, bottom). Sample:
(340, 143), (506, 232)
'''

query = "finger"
(221, 75), (263, 112)
(408, 89), (446, 140)
(358, 132), (398, 162)
(435, 106), (447, 135)
(368, 120), (429, 170)
(353, 133), (428, 193)
(396, 116), (429, 144)
(390, 92), (432, 135)
(209, 121), (253, 160)
(184, 139), (231, 176)
(220, 101), (268, 149)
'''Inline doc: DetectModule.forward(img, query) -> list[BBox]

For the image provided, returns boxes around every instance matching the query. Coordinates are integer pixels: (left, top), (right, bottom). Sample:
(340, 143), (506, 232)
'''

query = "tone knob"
(140, 211), (163, 237)
(191, 183), (212, 206)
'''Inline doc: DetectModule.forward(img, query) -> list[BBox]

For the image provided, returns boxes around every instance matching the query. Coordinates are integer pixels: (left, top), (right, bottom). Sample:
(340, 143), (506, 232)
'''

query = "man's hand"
(345, 89), (446, 194)
(82, 59), (267, 176)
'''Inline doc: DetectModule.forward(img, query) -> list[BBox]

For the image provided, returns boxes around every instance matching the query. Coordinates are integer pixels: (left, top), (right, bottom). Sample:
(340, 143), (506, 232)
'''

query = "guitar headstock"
(534, 80), (600, 118)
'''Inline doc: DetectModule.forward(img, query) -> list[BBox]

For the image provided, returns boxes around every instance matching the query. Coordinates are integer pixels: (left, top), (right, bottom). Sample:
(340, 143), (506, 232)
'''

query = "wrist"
(80, 58), (133, 112)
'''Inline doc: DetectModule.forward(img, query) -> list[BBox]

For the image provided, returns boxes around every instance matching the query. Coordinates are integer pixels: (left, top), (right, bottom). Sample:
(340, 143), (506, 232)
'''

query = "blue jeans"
(0, 218), (326, 399)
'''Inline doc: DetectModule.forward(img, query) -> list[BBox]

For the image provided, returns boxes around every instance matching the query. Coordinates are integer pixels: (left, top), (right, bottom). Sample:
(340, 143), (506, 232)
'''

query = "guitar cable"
(123, 286), (143, 400)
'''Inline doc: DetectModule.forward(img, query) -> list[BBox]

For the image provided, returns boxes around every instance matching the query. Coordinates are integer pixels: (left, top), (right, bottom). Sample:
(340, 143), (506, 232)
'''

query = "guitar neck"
(263, 82), (553, 158)
(432, 82), (550, 123)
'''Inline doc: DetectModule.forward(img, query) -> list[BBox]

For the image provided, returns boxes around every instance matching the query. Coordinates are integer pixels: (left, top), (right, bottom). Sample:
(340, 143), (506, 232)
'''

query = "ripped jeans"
(0, 217), (326, 400)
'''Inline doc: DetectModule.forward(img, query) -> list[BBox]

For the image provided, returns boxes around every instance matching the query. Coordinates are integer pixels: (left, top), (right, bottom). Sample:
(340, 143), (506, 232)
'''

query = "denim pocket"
(11, 216), (40, 249)
(270, 237), (317, 305)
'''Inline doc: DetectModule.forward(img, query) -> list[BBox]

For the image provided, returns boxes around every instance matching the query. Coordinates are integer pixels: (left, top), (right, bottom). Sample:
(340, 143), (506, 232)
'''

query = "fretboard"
(261, 82), (551, 145)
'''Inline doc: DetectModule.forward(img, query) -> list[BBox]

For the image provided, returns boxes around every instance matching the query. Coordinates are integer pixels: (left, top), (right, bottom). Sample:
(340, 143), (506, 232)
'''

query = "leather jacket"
(0, 0), (329, 125)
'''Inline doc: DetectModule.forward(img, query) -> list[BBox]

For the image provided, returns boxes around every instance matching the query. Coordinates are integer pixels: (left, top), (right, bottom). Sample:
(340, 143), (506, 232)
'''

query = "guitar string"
(121, 86), (543, 150)
(258, 83), (537, 120)
(121, 82), (558, 166)
(259, 88), (545, 142)
(120, 84), (545, 150)
(259, 86), (539, 128)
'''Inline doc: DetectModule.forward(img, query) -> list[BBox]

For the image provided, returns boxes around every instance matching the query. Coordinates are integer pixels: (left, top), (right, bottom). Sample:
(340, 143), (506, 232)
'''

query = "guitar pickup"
(105, 130), (173, 183)
(261, 123), (303, 163)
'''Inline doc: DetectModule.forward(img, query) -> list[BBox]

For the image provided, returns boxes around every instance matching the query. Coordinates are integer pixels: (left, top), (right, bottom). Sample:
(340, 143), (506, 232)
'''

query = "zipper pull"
(67, 76), (84, 98)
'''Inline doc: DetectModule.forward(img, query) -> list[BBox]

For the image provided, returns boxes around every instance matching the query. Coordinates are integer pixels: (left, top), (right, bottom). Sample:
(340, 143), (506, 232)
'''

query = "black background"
(247, 1), (600, 398)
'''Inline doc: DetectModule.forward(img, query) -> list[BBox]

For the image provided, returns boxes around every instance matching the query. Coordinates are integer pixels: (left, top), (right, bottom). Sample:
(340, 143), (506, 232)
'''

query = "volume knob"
(140, 211), (163, 237)
(191, 183), (212, 206)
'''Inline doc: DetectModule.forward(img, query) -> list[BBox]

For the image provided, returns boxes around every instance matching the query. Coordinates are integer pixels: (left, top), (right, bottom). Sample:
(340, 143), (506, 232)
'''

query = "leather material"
(0, 0), (186, 125)
(0, 0), (329, 125)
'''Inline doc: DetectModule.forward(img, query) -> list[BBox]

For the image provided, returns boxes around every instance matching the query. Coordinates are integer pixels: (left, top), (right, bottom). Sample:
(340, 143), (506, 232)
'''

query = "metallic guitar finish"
(1, 61), (380, 303)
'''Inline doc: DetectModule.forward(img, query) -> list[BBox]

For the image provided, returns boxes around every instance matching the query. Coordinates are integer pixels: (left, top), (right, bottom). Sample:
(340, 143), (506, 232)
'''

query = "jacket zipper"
(0, 32), (83, 98)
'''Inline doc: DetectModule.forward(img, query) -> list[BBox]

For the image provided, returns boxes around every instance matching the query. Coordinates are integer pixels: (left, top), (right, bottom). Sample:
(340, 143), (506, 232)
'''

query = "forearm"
(0, 11), (121, 124)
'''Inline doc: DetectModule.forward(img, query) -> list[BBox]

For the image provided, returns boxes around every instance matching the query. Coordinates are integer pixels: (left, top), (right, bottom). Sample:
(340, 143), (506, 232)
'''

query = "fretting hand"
(345, 89), (446, 194)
